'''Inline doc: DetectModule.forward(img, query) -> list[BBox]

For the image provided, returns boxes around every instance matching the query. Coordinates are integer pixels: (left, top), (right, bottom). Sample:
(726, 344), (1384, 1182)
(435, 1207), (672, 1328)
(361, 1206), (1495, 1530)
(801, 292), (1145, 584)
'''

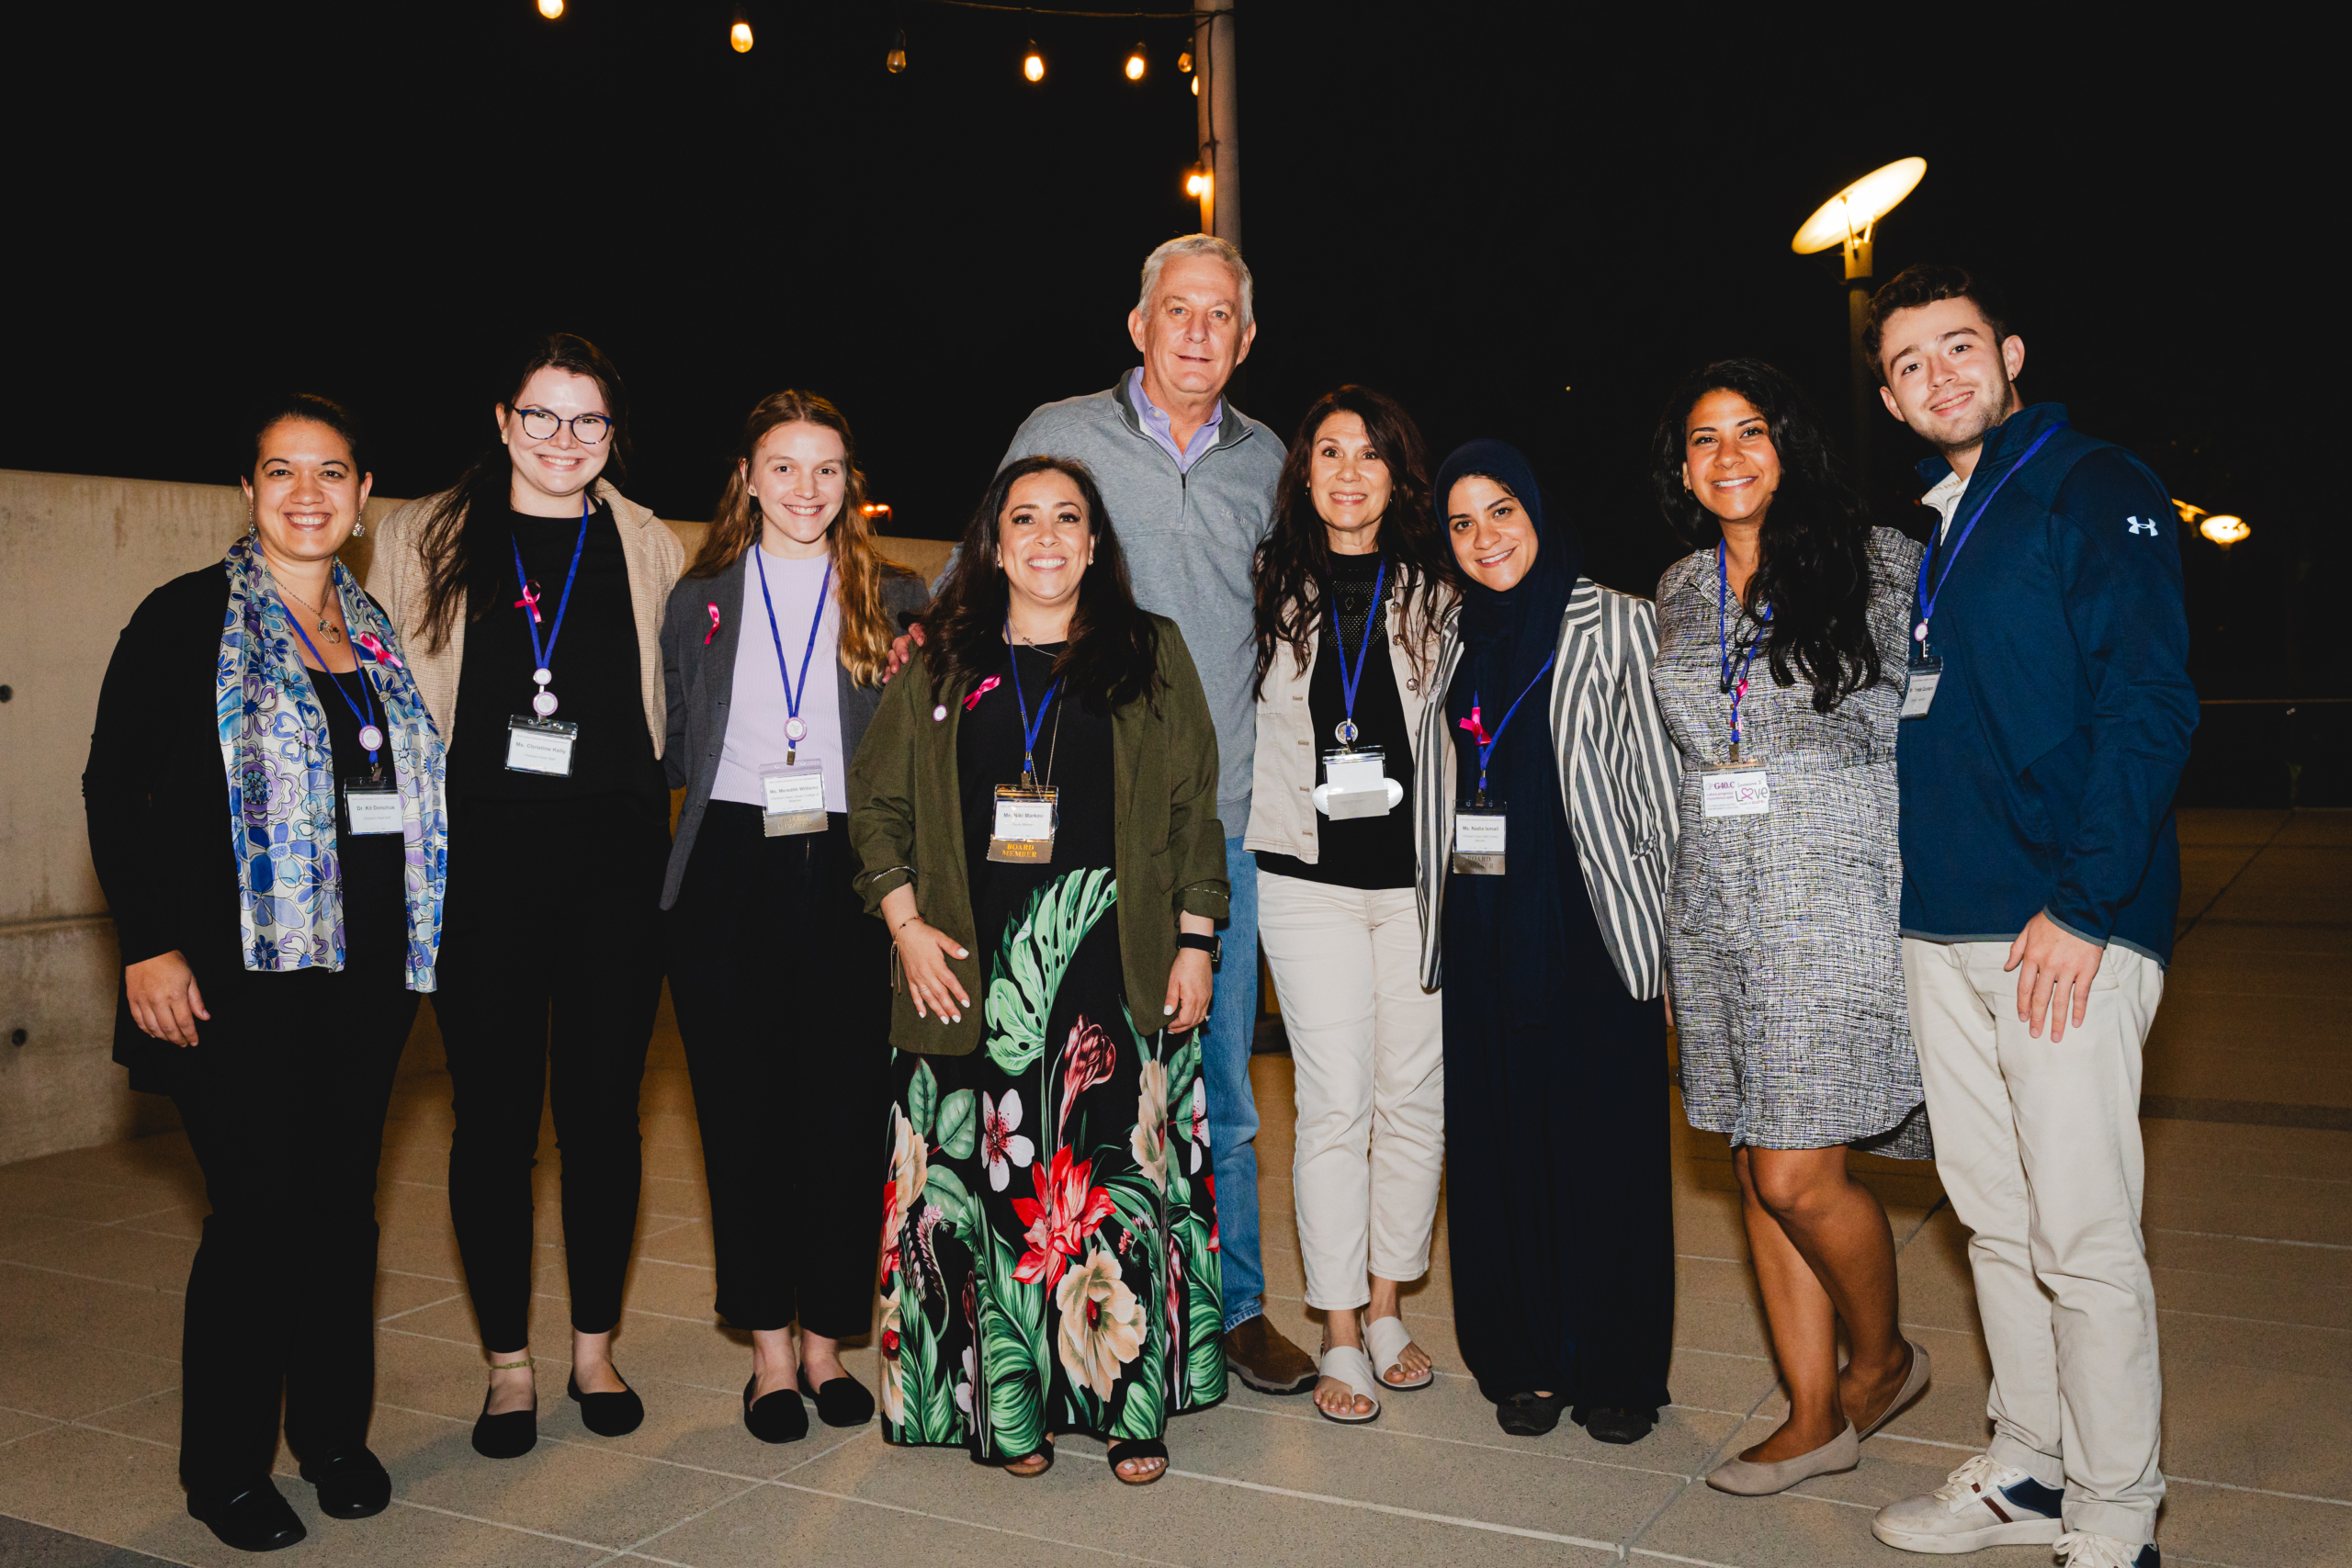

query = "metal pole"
(1194, 0), (1238, 245)
(1849, 278), (1872, 489)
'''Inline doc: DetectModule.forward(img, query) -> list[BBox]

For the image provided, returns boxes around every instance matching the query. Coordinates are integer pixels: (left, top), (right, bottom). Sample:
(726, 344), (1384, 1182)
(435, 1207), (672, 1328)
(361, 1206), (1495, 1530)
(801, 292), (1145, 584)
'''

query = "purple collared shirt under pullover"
(1128, 366), (1224, 473)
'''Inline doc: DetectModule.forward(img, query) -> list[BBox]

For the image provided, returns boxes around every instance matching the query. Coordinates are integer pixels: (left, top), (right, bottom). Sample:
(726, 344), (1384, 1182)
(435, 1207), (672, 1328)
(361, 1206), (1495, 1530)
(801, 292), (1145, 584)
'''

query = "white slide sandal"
(1366, 1316), (1433, 1392)
(1316, 1344), (1383, 1424)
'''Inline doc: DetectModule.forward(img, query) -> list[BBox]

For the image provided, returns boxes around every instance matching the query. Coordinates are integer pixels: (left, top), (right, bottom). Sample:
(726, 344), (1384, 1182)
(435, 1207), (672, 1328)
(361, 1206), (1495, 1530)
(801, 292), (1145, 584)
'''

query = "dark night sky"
(4, 4), (2316, 695)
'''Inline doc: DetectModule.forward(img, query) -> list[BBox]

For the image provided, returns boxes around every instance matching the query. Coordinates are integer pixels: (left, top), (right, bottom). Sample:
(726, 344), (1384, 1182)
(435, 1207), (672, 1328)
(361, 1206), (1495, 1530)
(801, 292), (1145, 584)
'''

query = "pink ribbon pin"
(1457, 704), (1489, 747)
(705, 603), (722, 646)
(514, 581), (543, 624)
(963, 674), (1001, 712)
(353, 632), (403, 670)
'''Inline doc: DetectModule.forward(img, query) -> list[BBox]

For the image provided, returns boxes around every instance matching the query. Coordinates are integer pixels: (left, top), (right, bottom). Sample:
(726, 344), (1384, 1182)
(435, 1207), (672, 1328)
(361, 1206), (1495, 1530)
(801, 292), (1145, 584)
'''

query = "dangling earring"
(352, 519), (366, 537)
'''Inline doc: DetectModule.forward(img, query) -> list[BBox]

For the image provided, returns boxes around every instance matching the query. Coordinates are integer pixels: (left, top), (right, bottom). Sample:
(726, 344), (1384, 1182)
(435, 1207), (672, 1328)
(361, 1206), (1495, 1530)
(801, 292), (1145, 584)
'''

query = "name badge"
(505, 716), (579, 776)
(761, 760), (828, 837)
(1314, 747), (1403, 819)
(1452, 799), (1508, 875)
(989, 784), (1058, 863)
(1702, 764), (1771, 818)
(1900, 656), (1943, 719)
(342, 778), (403, 836)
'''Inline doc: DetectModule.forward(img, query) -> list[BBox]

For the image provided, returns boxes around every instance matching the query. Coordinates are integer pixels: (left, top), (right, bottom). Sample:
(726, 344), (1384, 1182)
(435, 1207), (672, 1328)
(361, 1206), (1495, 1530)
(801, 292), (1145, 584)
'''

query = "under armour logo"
(2126, 516), (2159, 536)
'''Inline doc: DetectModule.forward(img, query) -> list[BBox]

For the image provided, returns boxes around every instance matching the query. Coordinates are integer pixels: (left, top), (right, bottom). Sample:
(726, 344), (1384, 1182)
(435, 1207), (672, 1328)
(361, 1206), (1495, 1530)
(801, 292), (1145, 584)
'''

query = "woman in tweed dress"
(1650, 361), (1932, 1495)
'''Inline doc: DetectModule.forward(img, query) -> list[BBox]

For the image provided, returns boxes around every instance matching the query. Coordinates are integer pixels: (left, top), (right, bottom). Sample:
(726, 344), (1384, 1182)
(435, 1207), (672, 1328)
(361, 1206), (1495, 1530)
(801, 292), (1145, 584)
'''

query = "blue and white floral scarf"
(215, 533), (449, 990)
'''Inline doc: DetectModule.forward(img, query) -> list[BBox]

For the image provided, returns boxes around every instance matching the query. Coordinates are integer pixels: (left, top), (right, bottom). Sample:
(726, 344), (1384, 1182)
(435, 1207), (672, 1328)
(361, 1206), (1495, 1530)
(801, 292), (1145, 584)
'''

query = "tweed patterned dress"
(1654, 527), (1931, 1157)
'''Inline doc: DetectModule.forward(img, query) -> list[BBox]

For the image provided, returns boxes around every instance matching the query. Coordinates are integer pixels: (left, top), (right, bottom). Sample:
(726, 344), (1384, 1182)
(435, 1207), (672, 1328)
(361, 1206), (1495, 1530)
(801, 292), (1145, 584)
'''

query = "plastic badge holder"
(505, 716), (578, 776)
(1701, 761), (1771, 818)
(1314, 746), (1403, 819)
(761, 760), (828, 837)
(988, 784), (1057, 863)
(1900, 656), (1942, 719)
(1452, 798), (1508, 875)
(342, 778), (403, 835)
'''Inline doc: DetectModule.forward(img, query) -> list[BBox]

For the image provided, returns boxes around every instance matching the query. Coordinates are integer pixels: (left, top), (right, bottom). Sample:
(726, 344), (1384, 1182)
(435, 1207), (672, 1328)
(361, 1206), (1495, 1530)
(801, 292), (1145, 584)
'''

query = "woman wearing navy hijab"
(1410, 441), (1681, 1442)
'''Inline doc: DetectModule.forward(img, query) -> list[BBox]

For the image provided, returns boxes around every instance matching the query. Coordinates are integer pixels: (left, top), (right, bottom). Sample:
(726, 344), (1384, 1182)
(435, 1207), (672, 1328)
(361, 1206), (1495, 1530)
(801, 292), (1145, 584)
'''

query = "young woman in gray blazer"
(659, 390), (928, 1444)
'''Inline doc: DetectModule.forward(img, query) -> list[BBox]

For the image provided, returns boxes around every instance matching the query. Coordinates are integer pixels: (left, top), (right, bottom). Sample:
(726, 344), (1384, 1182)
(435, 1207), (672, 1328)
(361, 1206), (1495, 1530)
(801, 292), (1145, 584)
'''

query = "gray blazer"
(659, 553), (929, 908)
(1412, 578), (1682, 998)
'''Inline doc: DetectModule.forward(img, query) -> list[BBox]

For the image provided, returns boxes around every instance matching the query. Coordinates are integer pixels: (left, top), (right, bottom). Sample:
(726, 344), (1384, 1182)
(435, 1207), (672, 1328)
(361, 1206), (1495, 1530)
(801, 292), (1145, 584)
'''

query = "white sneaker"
(2056, 1531), (2159, 1568)
(1871, 1451), (2064, 1553)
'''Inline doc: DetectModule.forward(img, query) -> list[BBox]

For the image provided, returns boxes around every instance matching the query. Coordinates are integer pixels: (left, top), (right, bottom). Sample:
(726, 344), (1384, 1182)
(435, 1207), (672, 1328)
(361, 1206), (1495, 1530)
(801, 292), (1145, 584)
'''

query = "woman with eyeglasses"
(368, 333), (683, 1459)
(85, 395), (447, 1551)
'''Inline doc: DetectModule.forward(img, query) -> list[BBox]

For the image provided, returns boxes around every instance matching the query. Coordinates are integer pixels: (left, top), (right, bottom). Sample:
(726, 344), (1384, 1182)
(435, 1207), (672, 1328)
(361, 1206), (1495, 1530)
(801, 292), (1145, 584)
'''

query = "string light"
(1184, 164), (1209, 198)
(537, 0), (562, 17)
(1177, 50), (1192, 73)
(887, 25), (907, 73)
(1023, 39), (1044, 81)
(1125, 41), (1146, 80)
(730, 18), (754, 52)
(1191, 74), (1200, 96)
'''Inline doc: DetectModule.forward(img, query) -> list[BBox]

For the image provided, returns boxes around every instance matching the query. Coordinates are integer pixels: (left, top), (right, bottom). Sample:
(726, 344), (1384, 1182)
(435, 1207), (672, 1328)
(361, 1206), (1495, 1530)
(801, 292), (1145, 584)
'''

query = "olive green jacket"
(848, 615), (1229, 1055)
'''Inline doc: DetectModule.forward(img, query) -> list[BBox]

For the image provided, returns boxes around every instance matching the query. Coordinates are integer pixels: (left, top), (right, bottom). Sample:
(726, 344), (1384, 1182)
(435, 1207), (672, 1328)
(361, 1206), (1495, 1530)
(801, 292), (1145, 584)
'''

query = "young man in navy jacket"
(1865, 265), (2193, 1568)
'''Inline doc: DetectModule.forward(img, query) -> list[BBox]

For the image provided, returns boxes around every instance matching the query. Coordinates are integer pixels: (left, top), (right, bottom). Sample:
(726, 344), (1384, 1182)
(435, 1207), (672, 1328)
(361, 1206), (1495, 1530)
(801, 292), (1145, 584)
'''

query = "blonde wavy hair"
(686, 389), (910, 686)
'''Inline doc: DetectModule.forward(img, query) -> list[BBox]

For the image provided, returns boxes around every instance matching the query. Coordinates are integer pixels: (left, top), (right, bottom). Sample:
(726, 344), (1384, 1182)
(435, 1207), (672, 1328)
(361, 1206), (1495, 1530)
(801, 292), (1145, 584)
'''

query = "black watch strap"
(1176, 931), (1221, 970)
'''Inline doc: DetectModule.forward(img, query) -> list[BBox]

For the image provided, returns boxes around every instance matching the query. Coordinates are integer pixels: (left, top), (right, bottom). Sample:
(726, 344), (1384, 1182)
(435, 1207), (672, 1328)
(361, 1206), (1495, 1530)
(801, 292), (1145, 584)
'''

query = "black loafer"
(568, 1372), (645, 1438)
(743, 1375), (809, 1444)
(799, 1370), (876, 1427)
(300, 1447), (391, 1518)
(471, 1387), (538, 1459)
(1575, 1404), (1657, 1445)
(187, 1480), (306, 1552)
(1496, 1391), (1568, 1437)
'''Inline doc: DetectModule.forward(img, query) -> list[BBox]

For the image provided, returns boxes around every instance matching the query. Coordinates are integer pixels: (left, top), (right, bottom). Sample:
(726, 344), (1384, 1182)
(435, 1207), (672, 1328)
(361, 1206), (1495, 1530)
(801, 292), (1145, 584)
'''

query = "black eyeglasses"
(514, 407), (613, 446)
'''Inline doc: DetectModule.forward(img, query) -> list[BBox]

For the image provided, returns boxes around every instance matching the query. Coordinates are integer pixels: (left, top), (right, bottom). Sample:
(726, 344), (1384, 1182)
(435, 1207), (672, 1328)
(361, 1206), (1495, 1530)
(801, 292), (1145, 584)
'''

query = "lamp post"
(1792, 157), (1926, 486)
(1193, 0), (1238, 244)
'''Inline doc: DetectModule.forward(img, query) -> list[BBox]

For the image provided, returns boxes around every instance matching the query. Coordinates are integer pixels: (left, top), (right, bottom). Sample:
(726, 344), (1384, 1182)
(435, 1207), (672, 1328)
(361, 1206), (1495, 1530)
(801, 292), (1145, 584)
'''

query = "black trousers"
(435, 794), (669, 1350)
(665, 804), (891, 1337)
(169, 966), (415, 1496)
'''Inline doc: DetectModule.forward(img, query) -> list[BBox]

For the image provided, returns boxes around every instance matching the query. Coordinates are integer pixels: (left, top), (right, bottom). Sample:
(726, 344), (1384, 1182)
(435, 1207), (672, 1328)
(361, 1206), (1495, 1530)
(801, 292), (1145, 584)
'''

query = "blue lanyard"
(282, 592), (385, 768)
(752, 547), (833, 747)
(1327, 557), (1386, 745)
(1002, 626), (1061, 784)
(1914, 423), (2065, 652)
(1717, 542), (1773, 754)
(1461, 652), (1556, 797)
(512, 492), (591, 682)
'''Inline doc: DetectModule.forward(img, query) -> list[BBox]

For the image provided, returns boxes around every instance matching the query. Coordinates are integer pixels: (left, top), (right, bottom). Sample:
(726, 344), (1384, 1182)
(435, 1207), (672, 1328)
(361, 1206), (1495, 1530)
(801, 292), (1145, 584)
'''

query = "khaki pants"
(1259, 874), (1445, 1310)
(1904, 937), (2166, 1545)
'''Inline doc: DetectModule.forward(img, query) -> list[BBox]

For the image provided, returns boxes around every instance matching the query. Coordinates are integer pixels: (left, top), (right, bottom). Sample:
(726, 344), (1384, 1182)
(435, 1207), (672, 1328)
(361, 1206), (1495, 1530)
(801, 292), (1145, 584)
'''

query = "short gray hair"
(1136, 234), (1255, 330)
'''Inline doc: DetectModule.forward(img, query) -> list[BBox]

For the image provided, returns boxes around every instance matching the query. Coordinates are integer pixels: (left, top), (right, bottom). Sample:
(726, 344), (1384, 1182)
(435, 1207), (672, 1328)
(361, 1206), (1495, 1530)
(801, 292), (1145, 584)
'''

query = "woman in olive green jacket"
(847, 457), (1227, 1489)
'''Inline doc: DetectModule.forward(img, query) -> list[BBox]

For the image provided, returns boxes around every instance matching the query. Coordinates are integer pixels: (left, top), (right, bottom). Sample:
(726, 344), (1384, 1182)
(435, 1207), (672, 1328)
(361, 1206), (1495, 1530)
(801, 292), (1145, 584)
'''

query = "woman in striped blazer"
(1412, 440), (1681, 1445)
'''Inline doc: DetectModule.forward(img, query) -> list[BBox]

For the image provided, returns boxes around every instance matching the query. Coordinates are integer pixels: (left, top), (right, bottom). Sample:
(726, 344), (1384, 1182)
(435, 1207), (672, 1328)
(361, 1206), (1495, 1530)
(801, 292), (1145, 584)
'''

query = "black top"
(84, 567), (412, 1080)
(305, 663), (411, 977)
(1255, 551), (1417, 891)
(447, 502), (666, 805)
(957, 641), (1118, 925)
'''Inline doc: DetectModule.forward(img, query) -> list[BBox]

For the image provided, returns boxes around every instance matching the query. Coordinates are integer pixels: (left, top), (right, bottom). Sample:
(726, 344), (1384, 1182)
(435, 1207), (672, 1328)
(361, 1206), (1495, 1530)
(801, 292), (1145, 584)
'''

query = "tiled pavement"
(0, 808), (2344, 1567)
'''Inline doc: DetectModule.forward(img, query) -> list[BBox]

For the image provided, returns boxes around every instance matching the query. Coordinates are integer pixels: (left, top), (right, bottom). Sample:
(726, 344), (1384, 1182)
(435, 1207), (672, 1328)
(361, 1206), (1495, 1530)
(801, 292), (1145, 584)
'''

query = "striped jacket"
(1414, 579), (1681, 998)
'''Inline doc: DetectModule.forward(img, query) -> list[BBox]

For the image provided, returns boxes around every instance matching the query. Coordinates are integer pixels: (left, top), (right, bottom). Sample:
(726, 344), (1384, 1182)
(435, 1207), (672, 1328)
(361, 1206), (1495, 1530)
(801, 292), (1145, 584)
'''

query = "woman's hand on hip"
(1164, 950), (1213, 1034)
(126, 952), (209, 1047)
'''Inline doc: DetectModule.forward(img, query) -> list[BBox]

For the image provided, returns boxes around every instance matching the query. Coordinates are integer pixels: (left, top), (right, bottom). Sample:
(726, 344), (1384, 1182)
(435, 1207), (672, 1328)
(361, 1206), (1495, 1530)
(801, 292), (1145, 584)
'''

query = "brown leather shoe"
(1225, 1314), (1317, 1394)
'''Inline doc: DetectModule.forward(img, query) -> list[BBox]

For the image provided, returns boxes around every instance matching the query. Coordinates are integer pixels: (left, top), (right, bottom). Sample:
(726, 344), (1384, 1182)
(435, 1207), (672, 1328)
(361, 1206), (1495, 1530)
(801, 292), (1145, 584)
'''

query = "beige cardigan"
(1244, 575), (1451, 863)
(364, 480), (684, 756)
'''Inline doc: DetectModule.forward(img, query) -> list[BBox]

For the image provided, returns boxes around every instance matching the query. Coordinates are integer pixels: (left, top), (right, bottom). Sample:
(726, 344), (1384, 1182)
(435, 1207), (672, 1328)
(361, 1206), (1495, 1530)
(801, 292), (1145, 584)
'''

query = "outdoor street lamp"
(1792, 157), (1927, 482)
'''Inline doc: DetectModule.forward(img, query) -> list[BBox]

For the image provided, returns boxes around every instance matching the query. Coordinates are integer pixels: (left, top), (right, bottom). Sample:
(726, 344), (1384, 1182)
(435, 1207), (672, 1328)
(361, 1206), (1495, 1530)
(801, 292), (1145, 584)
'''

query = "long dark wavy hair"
(1650, 358), (1883, 713)
(1251, 384), (1453, 698)
(411, 333), (634, 655)
(927, 456), (1160, 713)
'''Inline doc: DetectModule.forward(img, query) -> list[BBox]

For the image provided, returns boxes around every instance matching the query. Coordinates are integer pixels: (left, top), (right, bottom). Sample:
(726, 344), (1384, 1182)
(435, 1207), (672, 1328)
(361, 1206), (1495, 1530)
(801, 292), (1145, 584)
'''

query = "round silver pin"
(533, 667), (553, 686)
(532, 691), (559, 717)
(1334, 719), (1360, 745)
(357, 724), (385, 752)
(784, 716), (808, 743)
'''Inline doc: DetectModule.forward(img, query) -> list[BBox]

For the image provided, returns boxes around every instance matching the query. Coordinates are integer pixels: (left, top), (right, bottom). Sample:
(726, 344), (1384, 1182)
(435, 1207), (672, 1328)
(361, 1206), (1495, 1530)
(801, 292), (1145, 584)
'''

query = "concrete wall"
(0, 468), (953, 1167)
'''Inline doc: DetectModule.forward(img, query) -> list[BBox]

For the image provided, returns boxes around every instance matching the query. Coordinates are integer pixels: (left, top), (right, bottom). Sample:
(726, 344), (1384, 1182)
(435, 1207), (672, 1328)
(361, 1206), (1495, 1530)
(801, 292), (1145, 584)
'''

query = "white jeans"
(1904, 937), (2166, 1545)
(1259, 874), (1445, 1311)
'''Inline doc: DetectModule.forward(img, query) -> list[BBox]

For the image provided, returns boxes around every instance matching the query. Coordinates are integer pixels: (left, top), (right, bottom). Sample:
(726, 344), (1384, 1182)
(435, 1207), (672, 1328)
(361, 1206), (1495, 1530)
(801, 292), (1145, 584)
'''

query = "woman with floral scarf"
(83, 395), (448, 1552)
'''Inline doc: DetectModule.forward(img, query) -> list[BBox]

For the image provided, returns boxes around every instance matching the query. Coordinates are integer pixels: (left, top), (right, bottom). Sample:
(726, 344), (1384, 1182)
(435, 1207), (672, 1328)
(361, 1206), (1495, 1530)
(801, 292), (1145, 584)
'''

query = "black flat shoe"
(798, 1369), (876, 1427)
(300, 1447), (391, 1518)
(568, 1371), (645, 1438)
(743, 1375), (810, 1443)
(1574, 1404), (1657, 1445)
(1496, 1391), (1569, 1437)
(187, 1480), (306, 1552)
(471, 1387), (538, 1459)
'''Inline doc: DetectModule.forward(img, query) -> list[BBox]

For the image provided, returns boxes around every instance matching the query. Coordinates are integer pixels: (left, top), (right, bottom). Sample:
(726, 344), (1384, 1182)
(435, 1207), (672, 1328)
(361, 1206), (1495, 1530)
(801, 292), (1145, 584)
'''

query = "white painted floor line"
(1873, 1432), (1986, 1455)
(376, 1291), (465, 1325)
(1671, 1347), (1773, 1363)
(376, 1266), (461, 1282)
(2170, 1473), (2352, 1508)
(633, 1253), (718, 1273)
(0, 1256), (186, 1297)
(99, 1201), (195, 1226)
(1220, 1397), (1694, 1482)
(2159, 1304), (2352, 1331)
(1677, 1254), (1745, 1265)
(388, 1495), (619, 1553)
(2150, 1226), (2352, 1252)
(719, 1472), (1197, 1567)
(1632, 1550), (1746, 1568)
(594, 1478), (769, 1568)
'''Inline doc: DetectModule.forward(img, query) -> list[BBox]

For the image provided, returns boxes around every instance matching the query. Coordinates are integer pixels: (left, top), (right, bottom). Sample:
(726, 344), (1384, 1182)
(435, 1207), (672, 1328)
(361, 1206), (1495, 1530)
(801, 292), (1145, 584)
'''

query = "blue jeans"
(1204, 836), (1264, 1331)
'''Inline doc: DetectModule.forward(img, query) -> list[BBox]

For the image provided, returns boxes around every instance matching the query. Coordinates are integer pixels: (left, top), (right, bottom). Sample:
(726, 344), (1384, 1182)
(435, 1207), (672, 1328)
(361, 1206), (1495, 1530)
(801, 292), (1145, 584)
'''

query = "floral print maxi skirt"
(878, 868), (1226, 1460)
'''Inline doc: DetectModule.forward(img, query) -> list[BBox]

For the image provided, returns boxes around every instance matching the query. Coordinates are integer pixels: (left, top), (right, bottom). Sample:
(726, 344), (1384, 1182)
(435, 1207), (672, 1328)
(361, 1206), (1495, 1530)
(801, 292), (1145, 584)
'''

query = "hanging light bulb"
(730, 18), (754, 52)
(1023, 39), (1044, 82)
(537, 0), (563, 17)
(1178, 51), (1193, 73)
(886, 25), (907, 73)
(1191, 74), (1200, 97)
(1184, 164), (1209, 198)
(1125, 42), (1147, 80)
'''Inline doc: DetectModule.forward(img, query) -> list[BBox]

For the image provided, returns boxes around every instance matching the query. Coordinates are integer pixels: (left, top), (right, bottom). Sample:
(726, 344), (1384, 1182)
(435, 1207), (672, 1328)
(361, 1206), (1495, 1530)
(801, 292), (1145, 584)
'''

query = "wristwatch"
(1176, 932), (1222, 972)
